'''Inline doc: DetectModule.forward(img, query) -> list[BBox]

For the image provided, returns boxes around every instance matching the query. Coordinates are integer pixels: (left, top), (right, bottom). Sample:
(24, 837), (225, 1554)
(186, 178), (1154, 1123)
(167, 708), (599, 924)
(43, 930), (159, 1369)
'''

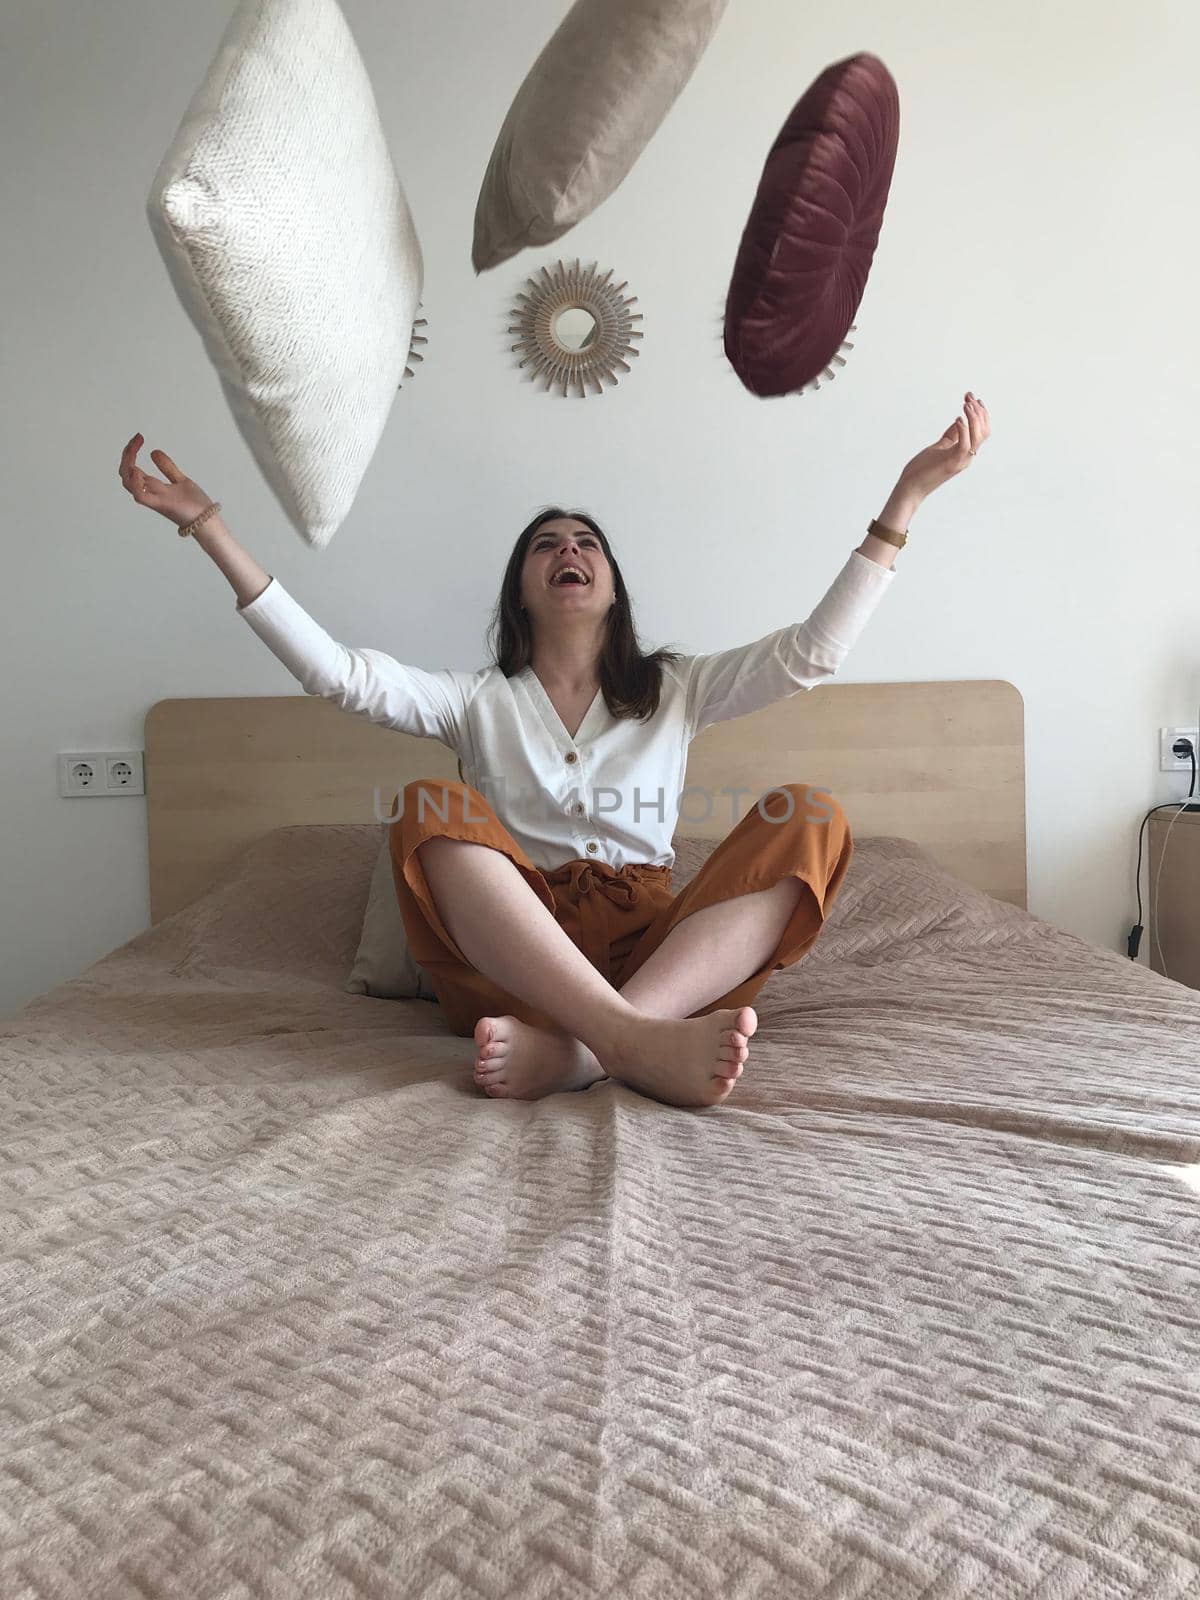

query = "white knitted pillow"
(147, 0), (422, 550)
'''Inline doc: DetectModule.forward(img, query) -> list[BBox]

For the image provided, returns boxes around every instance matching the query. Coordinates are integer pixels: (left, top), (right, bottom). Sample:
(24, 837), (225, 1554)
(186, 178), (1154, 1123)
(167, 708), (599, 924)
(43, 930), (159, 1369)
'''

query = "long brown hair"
(487, 507), (682, 723)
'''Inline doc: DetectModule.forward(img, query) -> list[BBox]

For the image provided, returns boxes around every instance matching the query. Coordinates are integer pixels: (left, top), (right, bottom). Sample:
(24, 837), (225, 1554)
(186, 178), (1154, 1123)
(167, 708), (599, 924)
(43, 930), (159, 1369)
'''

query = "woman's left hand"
(898, 392), (991, 499)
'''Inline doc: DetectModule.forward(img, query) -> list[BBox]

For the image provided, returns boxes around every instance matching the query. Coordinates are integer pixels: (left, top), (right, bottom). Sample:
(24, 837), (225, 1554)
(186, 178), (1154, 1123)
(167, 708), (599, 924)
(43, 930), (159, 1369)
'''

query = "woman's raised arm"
(118, 432), (271, 607)
(193, 511), (272, 610)
(118, 432), (465, 746)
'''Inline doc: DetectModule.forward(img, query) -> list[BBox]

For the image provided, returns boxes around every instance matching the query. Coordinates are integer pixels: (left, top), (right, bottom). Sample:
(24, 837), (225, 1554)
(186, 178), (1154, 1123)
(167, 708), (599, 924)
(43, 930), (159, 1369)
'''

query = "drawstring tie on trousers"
(543, 859), (670, 982)
(552, 861), (640, 907)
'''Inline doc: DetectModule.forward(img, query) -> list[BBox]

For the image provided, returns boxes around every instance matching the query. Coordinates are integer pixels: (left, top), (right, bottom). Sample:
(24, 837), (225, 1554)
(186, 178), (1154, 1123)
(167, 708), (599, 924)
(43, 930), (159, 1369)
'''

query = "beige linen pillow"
(472, 0), (728, 272)
(346, 829), (439, 1001)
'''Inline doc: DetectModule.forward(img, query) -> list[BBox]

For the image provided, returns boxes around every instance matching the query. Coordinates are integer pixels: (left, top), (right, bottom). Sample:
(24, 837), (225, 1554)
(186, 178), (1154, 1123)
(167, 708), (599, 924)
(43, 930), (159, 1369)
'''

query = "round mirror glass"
(553, 306), (598, 353)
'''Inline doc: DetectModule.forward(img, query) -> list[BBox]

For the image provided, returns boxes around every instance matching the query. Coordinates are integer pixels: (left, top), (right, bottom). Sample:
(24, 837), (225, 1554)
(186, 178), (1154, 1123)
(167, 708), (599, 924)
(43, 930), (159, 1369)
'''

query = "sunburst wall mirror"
(508, 259), (642, 398)
(397, 308), (428, 389)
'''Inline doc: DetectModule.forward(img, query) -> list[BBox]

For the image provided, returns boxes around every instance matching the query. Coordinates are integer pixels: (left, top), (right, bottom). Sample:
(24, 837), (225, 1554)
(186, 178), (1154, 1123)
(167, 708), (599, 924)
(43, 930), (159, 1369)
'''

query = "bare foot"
(472, 1015), (607, 1100)
(599, 1005), (756, 1108)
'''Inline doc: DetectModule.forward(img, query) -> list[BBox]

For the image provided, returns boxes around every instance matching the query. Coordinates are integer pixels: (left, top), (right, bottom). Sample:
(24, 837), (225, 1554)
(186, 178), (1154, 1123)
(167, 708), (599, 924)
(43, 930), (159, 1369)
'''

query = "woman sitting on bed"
(118, 395), (989, 1109)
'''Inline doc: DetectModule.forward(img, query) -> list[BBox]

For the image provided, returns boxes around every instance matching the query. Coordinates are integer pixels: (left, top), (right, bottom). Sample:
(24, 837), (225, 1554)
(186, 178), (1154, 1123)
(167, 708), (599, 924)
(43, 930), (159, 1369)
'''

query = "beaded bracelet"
(178, 501), (222, 539)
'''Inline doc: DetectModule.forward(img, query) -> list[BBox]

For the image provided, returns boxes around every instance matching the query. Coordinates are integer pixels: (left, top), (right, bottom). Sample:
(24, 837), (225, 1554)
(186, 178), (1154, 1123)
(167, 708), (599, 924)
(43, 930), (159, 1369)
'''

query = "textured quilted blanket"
(3, 825), (1199, 1598)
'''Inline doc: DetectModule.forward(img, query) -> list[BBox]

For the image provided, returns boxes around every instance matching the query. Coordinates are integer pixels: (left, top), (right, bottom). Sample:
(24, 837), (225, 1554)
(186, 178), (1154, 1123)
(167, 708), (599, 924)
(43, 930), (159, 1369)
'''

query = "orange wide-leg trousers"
(386, 778), (852, 1038)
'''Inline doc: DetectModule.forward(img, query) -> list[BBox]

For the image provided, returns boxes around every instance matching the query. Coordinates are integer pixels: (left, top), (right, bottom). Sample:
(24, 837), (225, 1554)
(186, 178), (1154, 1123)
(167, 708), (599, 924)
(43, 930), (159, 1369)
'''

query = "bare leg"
(619, 878), (805, 1016)
(476, 877), (802, 1098)
(415, 836), (759, 1107)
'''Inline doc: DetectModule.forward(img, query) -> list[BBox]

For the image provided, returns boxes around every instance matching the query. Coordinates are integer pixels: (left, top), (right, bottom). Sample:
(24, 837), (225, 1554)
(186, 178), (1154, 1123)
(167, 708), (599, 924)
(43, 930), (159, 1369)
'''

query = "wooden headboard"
(144, 679), (1026, 923)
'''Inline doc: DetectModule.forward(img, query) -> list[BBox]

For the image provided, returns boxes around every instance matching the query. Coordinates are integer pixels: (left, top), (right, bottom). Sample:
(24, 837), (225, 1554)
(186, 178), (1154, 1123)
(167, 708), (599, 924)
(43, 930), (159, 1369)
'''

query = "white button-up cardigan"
(235, 549), (895, 872)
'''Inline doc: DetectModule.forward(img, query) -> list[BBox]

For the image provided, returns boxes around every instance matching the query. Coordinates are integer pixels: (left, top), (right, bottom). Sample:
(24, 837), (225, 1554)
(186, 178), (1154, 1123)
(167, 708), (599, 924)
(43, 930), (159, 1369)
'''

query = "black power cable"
(1128, 737), (1198, 959)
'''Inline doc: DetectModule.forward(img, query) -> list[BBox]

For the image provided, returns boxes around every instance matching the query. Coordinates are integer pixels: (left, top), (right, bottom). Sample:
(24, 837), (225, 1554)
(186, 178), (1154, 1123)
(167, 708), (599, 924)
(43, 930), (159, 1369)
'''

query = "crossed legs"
(415, 834), (804, 1108)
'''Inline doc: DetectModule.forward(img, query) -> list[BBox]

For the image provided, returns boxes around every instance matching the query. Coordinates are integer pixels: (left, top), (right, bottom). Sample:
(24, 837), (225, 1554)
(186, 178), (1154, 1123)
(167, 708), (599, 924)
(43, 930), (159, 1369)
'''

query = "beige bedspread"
(3, 824), (1199, 1598)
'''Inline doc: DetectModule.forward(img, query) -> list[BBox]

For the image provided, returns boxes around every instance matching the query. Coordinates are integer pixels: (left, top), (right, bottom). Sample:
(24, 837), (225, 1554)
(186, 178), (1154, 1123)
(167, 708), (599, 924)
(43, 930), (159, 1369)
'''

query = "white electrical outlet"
(58, 750), (145, 797)
(1160, 728), (1200, 773)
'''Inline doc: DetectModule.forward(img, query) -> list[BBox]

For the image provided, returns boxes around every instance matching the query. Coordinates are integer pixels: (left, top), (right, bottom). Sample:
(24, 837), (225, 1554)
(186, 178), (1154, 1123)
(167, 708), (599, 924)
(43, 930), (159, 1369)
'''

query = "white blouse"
(235, 548), (896, 871)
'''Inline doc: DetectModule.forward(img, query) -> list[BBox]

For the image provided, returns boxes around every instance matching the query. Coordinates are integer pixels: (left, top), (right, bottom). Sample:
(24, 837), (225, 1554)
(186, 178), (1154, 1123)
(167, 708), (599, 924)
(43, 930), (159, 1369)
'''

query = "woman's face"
(519, 517), (616, 623)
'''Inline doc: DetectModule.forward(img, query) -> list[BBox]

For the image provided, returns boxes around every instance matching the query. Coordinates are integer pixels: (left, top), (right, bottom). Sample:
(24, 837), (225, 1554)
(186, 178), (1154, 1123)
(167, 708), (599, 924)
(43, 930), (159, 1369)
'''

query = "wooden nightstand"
(1148, 808), (1200, 988)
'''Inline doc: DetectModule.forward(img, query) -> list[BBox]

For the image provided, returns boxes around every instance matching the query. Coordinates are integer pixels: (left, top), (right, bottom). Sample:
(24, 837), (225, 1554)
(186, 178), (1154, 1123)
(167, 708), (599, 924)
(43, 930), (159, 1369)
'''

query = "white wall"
(3, 0), (1198, 1018)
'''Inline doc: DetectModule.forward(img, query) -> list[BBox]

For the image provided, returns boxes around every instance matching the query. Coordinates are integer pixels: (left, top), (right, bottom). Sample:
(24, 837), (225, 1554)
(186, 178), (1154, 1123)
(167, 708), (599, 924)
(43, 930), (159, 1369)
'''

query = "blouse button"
(565, 752), (578, 764)
(586, 841), (599, 854)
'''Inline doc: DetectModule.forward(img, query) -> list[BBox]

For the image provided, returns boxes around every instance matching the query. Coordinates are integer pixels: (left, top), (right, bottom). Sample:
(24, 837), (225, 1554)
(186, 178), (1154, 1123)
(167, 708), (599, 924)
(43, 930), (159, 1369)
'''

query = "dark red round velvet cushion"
(724, 53), (900, 397)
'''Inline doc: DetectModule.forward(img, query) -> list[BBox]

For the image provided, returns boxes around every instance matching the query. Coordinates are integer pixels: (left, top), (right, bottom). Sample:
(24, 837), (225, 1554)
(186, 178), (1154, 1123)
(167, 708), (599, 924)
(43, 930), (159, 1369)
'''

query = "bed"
(4, 678), (1199, 1598)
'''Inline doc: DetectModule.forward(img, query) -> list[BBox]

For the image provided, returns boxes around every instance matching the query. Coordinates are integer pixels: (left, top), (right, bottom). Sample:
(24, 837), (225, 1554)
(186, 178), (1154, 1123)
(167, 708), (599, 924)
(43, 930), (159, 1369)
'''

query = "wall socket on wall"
(1160, 728), (1200, 773)
(57, 751), (145, 797)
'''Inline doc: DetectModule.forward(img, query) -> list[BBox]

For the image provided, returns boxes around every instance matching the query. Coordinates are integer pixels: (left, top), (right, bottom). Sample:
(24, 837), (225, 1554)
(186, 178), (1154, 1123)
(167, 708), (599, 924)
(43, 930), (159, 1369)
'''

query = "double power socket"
(57, 750), (145, 797)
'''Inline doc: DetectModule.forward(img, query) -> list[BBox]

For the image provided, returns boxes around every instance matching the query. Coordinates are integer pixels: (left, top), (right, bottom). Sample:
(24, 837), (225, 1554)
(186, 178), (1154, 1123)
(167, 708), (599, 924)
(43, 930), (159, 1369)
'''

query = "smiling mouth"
(549, 567), (590, 588)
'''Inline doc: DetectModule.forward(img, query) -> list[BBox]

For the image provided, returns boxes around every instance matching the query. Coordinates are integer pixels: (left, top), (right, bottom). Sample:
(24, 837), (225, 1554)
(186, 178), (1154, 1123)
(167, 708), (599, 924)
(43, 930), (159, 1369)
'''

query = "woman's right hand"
(118, 433), (216, 530)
